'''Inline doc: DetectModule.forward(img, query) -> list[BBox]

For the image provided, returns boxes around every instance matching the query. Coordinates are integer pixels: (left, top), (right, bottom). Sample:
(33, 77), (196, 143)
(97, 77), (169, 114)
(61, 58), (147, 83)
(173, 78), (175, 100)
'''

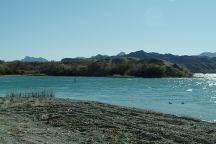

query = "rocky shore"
(0, 96), (216, 144)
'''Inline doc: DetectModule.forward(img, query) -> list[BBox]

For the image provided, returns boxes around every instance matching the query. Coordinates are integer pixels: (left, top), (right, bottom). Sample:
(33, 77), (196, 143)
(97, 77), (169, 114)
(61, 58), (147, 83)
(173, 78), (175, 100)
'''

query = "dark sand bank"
(0, 96), (216, 144)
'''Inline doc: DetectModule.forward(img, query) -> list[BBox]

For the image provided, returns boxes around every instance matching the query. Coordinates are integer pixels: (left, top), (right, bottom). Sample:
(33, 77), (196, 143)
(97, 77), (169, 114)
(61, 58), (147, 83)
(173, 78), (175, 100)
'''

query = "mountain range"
(22, 56), (48, 62)
(62, 50), (216, 73)
(20, 51), (216, 73)
(199, 52), (216, 58)
(122, 51), (216, 73)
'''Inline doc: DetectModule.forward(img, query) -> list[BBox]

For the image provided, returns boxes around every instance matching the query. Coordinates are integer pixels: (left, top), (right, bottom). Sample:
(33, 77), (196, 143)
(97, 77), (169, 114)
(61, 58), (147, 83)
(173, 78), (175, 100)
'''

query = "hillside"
(119, 50), (216, 73)
(199, 52), (216, 58)
(62, 50), (216, 73)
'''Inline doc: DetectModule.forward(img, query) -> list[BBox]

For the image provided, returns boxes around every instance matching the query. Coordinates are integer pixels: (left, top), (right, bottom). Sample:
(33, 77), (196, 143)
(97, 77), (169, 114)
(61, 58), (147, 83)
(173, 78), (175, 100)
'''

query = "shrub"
(6, 89), (55, 98)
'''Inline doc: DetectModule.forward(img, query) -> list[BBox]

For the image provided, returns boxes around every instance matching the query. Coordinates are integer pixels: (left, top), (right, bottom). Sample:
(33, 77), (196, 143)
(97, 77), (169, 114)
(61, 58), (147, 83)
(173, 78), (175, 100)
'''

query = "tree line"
(0, 58), (192, 78)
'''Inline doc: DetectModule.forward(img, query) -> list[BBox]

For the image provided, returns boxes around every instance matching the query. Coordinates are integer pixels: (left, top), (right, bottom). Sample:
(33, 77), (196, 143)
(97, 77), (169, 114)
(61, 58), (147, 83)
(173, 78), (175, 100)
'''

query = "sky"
(0, 0), (216, 61)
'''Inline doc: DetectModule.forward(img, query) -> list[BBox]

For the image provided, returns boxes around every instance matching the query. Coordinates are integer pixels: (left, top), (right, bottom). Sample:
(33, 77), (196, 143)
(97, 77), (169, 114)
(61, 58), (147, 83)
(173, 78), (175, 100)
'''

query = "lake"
(0, 74), (216, 121)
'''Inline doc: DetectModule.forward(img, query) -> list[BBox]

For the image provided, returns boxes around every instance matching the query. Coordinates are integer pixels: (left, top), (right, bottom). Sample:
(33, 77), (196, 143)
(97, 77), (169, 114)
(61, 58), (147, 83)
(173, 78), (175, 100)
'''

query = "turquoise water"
(0, 74), (216, 121)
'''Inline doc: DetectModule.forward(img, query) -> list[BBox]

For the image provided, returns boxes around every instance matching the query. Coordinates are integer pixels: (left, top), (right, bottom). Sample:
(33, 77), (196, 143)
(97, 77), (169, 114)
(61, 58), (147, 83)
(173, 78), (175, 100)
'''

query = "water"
(0, 74), (216, 121)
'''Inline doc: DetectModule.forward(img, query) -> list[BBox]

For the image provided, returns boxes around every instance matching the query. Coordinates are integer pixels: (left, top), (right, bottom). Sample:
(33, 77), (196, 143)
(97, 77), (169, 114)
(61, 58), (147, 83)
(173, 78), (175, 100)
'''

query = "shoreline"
(0, 96), (216, 143)
(0, 74), (193, 78)
(1, 95), (215, 123)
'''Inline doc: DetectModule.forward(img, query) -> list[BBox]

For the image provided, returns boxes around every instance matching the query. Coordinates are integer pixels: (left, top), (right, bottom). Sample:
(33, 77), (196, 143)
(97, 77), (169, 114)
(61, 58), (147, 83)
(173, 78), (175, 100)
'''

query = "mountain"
(121, 50), (216, 73)
(199, 52), (216, 58)
(22, 56), (48, 62)
(91, 54), (109, 59)
(116, 52), (126, 56)
(124, 50), (216, 65)
(61, 50), (216, 73)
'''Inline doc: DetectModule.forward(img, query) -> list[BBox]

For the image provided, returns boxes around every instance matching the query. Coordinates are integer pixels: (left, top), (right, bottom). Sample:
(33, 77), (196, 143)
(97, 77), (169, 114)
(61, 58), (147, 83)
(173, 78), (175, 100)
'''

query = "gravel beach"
(0, 96), (216, 144)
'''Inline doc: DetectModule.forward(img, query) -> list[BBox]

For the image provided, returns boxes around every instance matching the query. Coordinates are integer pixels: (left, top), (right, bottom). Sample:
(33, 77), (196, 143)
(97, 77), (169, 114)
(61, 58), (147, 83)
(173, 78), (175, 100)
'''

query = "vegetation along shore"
(0, 58), (192, 78)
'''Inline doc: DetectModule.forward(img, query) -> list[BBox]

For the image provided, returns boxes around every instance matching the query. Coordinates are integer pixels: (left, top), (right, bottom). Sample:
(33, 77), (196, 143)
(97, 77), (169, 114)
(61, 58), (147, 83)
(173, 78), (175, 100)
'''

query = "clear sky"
(0, 0), (216, 61)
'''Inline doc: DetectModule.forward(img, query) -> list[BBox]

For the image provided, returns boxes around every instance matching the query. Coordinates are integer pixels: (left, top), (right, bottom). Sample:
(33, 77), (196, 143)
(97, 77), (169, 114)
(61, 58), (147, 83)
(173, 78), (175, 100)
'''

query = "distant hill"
(199, 52), (216, 58)
(121, 50), (216, 73)
(116, 52), (126, 57)
(61, 50), (216, 73)
(22, 56), (48, 62)
(61, 57), (85, 63)
(91, 54), (109, 59)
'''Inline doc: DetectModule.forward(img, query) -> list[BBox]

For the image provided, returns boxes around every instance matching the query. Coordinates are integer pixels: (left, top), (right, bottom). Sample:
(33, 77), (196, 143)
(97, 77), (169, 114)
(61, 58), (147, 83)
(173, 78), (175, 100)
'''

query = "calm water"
(0, 74), (216, 121)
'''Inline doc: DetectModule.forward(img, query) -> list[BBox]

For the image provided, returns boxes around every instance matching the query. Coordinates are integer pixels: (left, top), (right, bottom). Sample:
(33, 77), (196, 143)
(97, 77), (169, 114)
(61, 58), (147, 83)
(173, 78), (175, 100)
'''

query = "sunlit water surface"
(0, 74), (216, 121)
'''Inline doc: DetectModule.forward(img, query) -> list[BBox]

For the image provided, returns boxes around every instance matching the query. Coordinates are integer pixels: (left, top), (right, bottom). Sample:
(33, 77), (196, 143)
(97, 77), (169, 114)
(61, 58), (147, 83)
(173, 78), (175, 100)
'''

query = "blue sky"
(0, 0), (216, 60)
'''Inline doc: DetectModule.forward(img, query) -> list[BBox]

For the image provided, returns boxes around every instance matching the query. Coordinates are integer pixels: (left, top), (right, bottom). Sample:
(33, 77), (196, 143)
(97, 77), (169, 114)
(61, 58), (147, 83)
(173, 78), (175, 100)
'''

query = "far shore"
(0, 96), (216, 144)
(0, 73), (194, 78)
